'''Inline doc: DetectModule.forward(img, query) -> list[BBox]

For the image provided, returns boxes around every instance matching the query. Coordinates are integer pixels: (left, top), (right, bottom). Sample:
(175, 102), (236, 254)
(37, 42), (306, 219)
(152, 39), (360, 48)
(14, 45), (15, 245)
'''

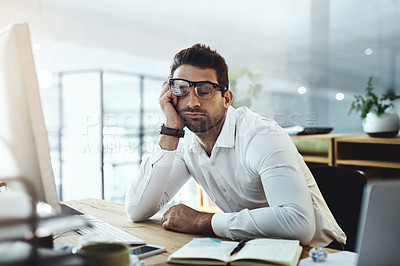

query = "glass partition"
(41, 70), (165, 203)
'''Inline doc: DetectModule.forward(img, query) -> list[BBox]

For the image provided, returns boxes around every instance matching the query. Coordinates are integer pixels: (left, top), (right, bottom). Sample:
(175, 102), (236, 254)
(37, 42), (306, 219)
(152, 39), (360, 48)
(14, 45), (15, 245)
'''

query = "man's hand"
(158, 82), (184, 151)
(161, 204), (214, 235)
(159, 82), (183, 130)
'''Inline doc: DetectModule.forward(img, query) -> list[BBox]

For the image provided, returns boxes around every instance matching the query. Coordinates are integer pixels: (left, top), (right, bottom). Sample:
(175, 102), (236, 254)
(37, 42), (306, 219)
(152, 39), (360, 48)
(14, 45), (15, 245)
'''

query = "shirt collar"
(214, 106), (236, 148)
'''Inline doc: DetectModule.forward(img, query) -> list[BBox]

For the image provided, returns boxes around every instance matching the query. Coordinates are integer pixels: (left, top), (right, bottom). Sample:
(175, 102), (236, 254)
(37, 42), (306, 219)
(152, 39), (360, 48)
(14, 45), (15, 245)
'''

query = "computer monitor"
(0, 23), (60, 213)
(355, 180), (400, 266)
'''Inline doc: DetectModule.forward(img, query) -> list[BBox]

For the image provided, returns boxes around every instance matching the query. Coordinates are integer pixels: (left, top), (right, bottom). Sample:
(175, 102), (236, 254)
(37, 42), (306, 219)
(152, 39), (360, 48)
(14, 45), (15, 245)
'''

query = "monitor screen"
(0, 23), (60, 212)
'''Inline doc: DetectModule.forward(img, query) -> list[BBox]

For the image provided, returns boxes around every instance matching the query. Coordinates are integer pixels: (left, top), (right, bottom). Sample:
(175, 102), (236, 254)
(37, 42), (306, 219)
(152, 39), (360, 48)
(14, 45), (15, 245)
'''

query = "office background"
(1, 0), (399, 207)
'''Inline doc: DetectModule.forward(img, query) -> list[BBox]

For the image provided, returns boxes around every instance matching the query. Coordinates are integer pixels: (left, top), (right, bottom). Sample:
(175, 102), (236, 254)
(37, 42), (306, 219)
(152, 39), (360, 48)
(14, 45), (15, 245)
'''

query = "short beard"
(179, 107), (226, 133)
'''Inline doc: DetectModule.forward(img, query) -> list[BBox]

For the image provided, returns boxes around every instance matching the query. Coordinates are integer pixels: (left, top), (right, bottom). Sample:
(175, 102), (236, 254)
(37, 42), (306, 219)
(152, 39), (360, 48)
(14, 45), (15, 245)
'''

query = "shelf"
(334, 136), (400, 170)
(335, 135), (400, 145)
(335, 159), (400, 169)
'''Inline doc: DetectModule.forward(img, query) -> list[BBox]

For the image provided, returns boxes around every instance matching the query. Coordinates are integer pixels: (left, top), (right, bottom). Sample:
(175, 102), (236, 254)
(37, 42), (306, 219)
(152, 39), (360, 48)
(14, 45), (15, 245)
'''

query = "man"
(125, 43), (346, 246)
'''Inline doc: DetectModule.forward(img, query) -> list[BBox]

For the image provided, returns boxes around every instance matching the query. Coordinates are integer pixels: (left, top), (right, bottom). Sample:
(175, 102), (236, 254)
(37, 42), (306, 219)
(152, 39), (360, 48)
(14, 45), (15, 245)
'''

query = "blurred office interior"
(1, 0), (399, 207)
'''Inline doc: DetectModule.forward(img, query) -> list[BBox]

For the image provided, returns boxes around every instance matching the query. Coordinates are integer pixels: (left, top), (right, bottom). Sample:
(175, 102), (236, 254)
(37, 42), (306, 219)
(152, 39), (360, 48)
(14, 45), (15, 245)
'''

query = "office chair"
(309, 166), (367, 252)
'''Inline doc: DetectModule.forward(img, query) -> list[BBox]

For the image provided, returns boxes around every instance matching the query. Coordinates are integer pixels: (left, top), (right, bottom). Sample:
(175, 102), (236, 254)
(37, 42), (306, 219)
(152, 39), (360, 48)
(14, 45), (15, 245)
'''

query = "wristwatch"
(159, 124), (185, 138)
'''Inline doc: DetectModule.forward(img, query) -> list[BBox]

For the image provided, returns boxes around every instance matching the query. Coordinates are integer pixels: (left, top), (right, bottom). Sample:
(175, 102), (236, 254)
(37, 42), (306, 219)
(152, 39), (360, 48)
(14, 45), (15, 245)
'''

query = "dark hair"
(169, 44), (229, 90)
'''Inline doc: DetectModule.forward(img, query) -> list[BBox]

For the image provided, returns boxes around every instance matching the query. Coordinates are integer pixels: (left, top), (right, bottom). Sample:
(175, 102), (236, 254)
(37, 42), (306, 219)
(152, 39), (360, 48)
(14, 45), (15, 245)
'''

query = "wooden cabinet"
(292, 134), (400, 178)
(333, 135), (400, 178)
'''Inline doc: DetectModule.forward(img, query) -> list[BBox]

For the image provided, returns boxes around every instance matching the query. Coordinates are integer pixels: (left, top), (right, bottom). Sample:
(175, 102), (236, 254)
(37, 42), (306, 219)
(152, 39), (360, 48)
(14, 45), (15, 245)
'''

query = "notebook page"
(233, 238), (300, 264)
(169, 238), (236, 262)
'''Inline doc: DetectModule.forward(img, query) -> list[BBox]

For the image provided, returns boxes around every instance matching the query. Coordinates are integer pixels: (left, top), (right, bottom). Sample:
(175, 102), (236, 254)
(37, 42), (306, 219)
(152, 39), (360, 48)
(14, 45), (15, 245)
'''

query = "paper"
(172, 238), (233, 261)
(283, 126), (305, 135)
(299, 251), (358, 266)
(234, 238), (299, 262)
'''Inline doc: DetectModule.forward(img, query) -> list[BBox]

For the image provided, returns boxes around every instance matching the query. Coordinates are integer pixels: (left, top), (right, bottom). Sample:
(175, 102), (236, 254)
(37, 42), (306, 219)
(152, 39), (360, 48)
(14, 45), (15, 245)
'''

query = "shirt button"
(211, 162), (215, 166)
(221, 187), (226, 192)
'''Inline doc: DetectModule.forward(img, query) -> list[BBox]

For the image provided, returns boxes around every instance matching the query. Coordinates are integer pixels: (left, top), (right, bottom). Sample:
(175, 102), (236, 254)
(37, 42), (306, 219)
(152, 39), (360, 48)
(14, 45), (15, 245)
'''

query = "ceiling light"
(335, 93), (345, 101)
(364, 48), (373, 56)
(298, 87), (307, 94)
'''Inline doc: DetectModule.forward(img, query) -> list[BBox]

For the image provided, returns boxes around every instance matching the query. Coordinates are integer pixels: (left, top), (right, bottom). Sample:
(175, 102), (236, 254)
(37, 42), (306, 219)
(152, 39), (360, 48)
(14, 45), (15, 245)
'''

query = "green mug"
(78, 242), (129, 266)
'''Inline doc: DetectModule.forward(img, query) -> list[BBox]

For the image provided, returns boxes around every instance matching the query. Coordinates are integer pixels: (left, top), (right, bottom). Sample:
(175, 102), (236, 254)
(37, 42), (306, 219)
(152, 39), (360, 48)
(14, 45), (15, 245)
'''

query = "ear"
(223, 90), (233, 108)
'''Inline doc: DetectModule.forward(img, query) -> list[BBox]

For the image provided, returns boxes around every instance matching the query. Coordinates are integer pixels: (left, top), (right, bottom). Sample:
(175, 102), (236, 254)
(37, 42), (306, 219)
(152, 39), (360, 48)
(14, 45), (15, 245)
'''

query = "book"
(167, 237), (303, 266)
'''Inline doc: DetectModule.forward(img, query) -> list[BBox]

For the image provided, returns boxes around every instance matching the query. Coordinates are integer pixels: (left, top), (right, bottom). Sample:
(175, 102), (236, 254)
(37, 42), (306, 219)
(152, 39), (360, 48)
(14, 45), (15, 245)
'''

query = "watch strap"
(159, 124), (185, 138)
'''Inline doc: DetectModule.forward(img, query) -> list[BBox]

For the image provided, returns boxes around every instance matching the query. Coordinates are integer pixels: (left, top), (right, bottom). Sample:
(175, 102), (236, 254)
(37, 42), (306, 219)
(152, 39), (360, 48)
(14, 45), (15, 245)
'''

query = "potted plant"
(229, 67), (262, 108)
(349, 76), (400, 137)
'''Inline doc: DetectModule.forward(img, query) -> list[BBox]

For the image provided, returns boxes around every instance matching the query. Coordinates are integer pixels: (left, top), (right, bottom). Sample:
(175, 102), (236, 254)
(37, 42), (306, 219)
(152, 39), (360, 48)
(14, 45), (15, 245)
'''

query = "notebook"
(167, 238), (302, 266)
(356, 180), (400, 266)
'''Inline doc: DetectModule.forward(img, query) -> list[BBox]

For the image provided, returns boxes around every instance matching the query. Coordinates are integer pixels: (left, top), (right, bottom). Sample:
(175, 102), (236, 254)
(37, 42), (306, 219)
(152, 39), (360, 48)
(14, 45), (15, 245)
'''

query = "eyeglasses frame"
(168, 78), (228, 98)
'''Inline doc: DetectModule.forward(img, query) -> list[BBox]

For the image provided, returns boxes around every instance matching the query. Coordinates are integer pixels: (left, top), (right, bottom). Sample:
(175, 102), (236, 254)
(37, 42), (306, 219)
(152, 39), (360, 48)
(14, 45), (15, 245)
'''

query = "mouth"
(183, 112), (206, 119)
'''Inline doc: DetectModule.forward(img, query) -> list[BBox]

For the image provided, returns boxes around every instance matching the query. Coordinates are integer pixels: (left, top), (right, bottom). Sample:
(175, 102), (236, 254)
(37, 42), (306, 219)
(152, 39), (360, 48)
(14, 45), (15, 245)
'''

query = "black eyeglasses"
(169, 78), (228, 99)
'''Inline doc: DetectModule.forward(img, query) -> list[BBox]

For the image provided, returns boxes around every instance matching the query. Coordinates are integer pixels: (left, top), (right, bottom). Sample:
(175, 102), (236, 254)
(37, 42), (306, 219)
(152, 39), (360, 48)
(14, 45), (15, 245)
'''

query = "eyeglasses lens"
(171, 80), (214, 99)
(195, 83), (214, 98)
(171, 80), (189, 96)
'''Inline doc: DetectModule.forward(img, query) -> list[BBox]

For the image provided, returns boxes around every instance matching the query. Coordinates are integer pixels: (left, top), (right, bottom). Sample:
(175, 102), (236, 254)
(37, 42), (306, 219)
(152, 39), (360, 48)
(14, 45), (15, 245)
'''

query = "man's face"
(173, 65), (232, 133)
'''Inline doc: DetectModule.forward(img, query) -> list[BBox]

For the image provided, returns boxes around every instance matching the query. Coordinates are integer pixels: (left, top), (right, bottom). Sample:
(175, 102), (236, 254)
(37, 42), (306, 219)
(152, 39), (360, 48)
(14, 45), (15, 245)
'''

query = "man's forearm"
(161, 204), (215, 235)
(159, 134), (180, 151)
(195, 211), (214, 235)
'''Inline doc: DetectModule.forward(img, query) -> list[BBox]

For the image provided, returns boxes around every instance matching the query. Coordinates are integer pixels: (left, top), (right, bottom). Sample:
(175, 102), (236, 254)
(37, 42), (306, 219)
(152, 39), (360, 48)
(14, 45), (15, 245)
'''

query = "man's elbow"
(277, 207), (315, 245)
(295, 224), (314, 245)
(124, 192), (153, 222)
(125, 205), (150, 222)
(291, 215), (315, 246)
(124, 192), (166, 222)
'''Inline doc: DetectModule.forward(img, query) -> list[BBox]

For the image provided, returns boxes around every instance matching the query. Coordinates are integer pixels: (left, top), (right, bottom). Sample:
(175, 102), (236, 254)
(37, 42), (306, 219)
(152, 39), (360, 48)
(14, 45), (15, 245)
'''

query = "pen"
(230, 240), (247, 256)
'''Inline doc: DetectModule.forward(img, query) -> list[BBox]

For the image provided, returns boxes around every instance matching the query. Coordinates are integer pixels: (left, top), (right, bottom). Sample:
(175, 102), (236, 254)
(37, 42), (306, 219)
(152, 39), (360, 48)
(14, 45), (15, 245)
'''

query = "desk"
(56, 199), (338, 265)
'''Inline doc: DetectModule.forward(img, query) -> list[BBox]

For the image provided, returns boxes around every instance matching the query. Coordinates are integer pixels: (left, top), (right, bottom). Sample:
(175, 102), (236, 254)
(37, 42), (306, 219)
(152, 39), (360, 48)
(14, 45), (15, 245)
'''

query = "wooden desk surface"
(57, 199), (338, 265)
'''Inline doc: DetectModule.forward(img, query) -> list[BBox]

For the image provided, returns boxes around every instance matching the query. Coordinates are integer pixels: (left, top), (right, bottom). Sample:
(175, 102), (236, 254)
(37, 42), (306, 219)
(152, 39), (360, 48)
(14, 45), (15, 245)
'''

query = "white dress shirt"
(125, 106), (346, 246)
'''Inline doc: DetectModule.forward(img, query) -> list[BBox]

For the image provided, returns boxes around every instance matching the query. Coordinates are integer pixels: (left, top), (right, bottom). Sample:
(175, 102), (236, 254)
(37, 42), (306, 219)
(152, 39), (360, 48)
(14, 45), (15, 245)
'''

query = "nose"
(186, 87), (201, 108)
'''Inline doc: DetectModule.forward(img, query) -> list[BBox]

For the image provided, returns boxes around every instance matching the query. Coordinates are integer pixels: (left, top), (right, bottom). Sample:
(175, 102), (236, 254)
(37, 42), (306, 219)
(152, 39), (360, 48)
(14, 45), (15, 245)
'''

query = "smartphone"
(130, 244), (166, 259)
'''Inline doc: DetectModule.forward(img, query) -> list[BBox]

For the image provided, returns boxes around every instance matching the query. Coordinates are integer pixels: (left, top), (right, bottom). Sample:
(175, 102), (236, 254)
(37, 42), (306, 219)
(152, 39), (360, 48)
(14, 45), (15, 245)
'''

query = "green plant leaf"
(348, 76), (400, 119)
(228, 67), (263, 108)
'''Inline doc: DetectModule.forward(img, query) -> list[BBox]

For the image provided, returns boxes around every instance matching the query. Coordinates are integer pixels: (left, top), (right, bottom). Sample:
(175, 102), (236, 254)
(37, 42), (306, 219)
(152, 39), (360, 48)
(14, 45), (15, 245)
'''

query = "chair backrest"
(309, 166), (366, 252)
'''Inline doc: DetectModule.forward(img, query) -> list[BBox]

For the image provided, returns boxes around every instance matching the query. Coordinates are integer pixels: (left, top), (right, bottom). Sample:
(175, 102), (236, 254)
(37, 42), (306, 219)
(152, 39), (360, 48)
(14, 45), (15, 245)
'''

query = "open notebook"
(168, 238), (302, 266)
